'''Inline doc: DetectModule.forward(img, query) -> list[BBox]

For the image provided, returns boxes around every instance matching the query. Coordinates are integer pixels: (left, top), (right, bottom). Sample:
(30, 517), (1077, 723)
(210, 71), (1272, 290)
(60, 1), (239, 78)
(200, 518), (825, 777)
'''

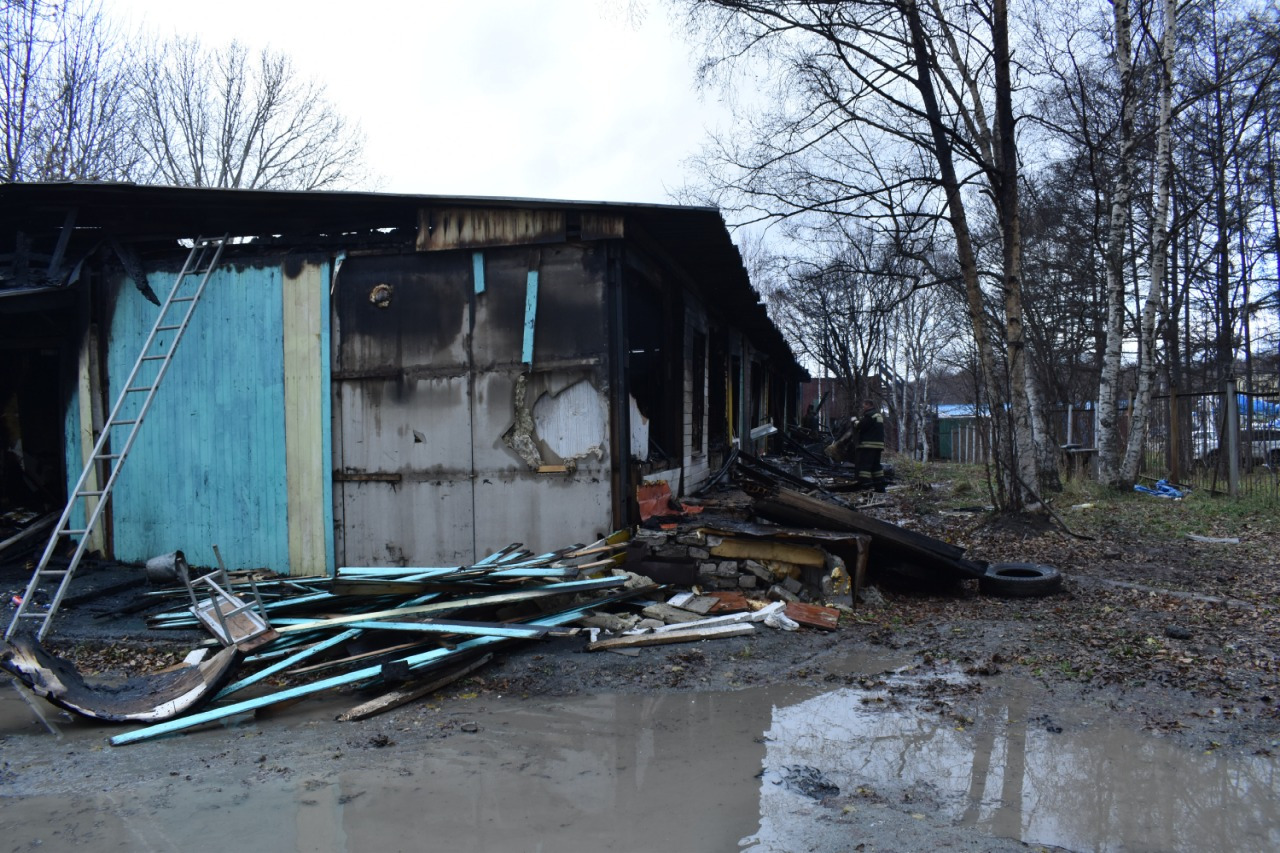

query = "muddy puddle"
(3, 656), (1278, 852)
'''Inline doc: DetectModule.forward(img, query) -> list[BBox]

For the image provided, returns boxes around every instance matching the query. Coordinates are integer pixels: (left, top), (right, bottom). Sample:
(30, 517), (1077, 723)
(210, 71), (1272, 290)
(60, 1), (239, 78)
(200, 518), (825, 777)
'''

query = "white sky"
(109, 0), (725, 204)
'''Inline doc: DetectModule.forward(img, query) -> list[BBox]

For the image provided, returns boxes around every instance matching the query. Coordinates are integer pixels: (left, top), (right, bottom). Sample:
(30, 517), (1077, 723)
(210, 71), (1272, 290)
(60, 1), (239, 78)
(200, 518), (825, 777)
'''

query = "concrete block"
(769, 584), (800, 603)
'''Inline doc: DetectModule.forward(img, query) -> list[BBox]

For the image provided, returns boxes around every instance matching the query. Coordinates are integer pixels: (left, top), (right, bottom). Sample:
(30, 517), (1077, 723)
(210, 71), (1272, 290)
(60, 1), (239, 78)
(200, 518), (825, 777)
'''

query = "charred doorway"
(623, 272), (683, 468)
(0, 314), (69, 517)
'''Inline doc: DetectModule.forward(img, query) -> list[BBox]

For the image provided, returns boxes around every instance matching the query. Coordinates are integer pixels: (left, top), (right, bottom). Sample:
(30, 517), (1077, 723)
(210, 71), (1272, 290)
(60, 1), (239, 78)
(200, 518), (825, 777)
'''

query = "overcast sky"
(111, 0), (726, 204)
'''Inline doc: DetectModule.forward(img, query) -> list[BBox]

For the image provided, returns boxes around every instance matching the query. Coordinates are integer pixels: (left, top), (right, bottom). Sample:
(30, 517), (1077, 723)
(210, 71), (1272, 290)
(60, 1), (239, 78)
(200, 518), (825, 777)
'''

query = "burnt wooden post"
(1169, 388), (1181, 484)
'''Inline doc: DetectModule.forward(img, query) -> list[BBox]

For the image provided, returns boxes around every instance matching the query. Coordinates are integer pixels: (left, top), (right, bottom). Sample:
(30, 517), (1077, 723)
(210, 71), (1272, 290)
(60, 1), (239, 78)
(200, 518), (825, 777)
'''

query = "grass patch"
(900, 457), (1279, 547)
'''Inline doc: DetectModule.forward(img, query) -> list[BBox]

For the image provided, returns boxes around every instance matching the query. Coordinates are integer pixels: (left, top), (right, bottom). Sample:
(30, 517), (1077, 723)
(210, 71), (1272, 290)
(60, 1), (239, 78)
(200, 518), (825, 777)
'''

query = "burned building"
(1, 183), (805, 575)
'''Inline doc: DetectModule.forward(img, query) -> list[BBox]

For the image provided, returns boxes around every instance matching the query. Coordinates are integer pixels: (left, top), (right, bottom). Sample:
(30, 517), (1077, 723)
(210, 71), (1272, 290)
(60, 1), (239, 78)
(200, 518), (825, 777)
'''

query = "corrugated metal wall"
(333, 245), (615, 567)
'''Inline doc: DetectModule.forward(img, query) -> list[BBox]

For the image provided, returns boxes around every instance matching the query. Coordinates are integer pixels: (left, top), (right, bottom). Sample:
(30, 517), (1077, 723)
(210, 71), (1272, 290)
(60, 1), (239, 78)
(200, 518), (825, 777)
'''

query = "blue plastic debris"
(1134, 479), (1184, 499)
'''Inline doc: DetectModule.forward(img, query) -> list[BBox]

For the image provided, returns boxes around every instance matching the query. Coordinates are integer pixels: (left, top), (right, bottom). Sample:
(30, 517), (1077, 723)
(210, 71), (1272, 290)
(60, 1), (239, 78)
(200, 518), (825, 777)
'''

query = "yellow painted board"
(709, 538), (826, 567)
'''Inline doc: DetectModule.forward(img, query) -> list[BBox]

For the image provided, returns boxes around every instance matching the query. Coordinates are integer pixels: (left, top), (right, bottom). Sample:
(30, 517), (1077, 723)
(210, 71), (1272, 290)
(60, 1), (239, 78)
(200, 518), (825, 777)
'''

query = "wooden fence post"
(1225, 378), (1240, 497)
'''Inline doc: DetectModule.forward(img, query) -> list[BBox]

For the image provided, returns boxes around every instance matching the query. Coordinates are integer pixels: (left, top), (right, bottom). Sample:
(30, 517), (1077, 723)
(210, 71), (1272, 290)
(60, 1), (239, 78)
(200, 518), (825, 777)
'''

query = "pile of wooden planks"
(101, 533), (655, 744)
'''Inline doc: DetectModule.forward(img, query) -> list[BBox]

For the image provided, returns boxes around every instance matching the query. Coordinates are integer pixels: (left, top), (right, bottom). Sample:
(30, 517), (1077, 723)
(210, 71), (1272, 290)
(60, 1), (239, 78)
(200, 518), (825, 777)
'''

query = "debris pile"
(3, 444), (1064, 747)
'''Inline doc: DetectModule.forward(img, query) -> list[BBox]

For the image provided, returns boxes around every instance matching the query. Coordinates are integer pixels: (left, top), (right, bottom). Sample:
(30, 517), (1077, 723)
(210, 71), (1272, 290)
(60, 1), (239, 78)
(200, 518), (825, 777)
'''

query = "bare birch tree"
(1093, 0), (1142, 486)
(132, 37), (367, 190)
(678, 0), (1042, 507)
(1118, 0), (1177, 483)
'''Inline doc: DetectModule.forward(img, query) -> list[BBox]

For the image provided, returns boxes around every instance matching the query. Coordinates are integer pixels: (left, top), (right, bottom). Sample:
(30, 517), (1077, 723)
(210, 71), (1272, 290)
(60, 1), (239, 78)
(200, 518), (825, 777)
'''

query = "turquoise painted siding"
(319, 265), (335, 575)
(104, 265), (290, 571)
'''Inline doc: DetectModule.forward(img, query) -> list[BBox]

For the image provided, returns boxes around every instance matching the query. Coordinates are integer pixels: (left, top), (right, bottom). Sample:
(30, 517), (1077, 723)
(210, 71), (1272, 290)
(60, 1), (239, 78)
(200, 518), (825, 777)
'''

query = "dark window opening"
(624, 274), (682, 465)
(750, 361), (764, 429)
(730, 355), (743, 442)
(707, 332), (728, 450)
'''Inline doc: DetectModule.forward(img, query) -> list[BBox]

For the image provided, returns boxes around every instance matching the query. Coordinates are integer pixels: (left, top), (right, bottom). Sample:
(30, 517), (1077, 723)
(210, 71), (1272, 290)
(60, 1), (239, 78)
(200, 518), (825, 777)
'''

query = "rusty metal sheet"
(417, 207), (567, 251)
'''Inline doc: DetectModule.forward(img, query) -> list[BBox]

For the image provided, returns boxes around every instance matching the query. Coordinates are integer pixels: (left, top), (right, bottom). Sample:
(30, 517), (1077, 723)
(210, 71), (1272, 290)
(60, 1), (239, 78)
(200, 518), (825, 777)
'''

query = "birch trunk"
(1097, 0), (1138, 488)
(903, 0), (1009, 507)
(1120, 0), (1177, 482)
(993, 0), (1039, 502)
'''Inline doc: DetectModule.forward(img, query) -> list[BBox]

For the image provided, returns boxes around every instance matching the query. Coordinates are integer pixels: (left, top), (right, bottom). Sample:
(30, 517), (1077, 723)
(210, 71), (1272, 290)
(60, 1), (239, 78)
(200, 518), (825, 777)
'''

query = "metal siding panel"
(472, 474), (613, 558)
(106, 266), (289, 571)
(471, 245), (607, 369)
(283, 261), (329, 577)
(471, 368), (612, 555)
(334, 254), (475, 566)
(335, 379), (475, 566)
(335, 253), (470, 371)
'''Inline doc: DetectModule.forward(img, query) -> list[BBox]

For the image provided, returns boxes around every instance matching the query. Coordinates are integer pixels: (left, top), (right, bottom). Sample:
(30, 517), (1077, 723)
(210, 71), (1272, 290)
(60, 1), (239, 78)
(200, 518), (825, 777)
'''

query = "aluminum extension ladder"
(5, 236), (229, 643)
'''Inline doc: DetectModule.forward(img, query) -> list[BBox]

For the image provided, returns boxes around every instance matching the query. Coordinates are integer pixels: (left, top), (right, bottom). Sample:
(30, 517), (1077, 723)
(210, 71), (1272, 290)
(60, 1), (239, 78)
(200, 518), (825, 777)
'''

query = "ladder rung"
(169, 296), (197, 303)
(110, 419), (139, 426)
(156, 324), (182, 331)
(126, 385), (155, 393)
(76, 490), (105, 497)
(38, 569), (69, 577)
(63, 529), (88, 535)
(95, 453), (122, 460)
(15, 611), (46, 619)
(141, 355), (168, 361)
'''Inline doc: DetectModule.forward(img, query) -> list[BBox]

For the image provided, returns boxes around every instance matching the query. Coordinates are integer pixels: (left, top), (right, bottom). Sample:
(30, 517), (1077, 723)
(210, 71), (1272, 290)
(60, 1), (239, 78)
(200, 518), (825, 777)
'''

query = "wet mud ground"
(4, 483), (1280, 851)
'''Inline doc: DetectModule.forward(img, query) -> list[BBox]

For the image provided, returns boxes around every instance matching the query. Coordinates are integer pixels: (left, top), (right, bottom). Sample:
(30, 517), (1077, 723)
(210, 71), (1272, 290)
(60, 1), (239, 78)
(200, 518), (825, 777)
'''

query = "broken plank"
(749, 485), (986, 578)
(708, 538), (826, 567)
(652, 601), (784, 633)
(666, 592), (718, 615)
(270, 617), (562, 640)
(337, 653), (494, 722)
(640, 603), (704, 625)
(586, 623), (755, 651)
(274, 577), (626, 635)
(0, 513), (56, 557)
(287, 639), (438, 677)
(783, 602), (840, 631)
(109, 586), (656, 746)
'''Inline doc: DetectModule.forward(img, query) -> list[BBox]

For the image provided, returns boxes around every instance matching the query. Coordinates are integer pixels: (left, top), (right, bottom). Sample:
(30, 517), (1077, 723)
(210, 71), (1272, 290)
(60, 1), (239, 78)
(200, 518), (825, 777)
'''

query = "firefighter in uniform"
(852, 399), (886, 492)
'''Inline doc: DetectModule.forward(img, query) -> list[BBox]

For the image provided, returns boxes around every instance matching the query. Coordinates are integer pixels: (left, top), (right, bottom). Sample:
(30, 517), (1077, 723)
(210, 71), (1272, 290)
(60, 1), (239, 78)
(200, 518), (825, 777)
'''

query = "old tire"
(978, 562), (1063, 598)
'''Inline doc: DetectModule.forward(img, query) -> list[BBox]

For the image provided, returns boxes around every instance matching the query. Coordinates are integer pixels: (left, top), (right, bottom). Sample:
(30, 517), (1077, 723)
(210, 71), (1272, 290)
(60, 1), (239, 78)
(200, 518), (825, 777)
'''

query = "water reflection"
(4, 672), (1278, 852)
(749, 682), (1280, 852)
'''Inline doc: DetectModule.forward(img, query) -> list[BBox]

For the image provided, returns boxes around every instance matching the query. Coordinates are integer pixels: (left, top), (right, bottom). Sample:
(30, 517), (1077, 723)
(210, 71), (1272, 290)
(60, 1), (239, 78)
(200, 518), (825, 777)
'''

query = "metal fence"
(932, 385), (1280, 502)
(1140, 383), (1280, 501)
